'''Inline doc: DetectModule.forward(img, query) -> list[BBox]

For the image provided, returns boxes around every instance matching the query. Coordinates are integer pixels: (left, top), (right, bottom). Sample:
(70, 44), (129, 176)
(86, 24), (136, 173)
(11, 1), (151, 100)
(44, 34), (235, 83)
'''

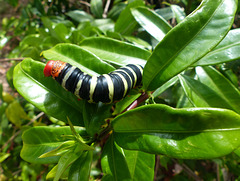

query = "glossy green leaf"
(90, 0), (103, 18)
(80, 37), (150, 66)
(83, 101), (112, 136)
(13, 58), (84, 124)
(113, 92), (141, 115)
(153, 76), (178, 98)
(178, 74), (235, 109)
(53, 23), (71, 43)
(196, 66), (240, 114)
(155, 7), (174, 21)
(114, 0), (144, 35)
(21, 126), (87, 164)
(194, 29), (240, 66)
(107, 2), (127, 21)
(143, 0), (237, 91)
(171, 5), (186, 23)
(42, 43), (115, 76)
(113, 104), (240, 159)
(5, 100), (29, 127)
(66, 10), (94, 23)
(69, 151), (93, 181)
(131, 7), (172, 42)
(101, 135), (155, 180)
(39, 141), (75, 158)
(53, 146), (83, 181)
(91, 19), (114, 32)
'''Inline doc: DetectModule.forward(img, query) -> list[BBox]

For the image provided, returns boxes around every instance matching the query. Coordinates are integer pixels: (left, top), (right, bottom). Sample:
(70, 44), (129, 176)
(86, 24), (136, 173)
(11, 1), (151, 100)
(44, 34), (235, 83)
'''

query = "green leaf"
(155, 7), (174, 21)
(178, 74), (235, 109)
(83, 101), (112, 136)
(194, 29), (240, 66)
(42, 43), (115, 76)
(143, 0), (237, 91)
(66, 10), (94, 23)
(13, 58), (84, 124)
(113, 92), (141, 115)
(5, 100), (29, 127)
(113, 104), (240, 159)
(152, 76), (178, 98)
(69, 151), (93, 181)
(101, 135), (155, 180)
(53, 146), (83, 181)
(53, 23), (71, 43)
(131, 7), (172, 42)
(171, 5), (186, 23)
(39, 141), (75, 158)
(90, 0), (103, 18)
(80, 37), (150, 66)
(21, 126), (87, 164)
(91, 19), (114, 32)
(196, 66), (240, 114)
(114, 0), (144, 35)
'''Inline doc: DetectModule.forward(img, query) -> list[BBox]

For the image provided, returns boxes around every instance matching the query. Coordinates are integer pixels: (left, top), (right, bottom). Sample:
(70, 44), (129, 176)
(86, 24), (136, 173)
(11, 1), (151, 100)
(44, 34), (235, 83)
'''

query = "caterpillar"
(43, 60), (143, 103)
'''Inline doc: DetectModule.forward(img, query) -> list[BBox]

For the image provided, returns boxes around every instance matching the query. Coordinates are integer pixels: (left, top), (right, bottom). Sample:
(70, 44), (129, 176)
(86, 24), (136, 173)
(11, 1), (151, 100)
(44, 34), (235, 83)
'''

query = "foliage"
(1, 0), (240, 180)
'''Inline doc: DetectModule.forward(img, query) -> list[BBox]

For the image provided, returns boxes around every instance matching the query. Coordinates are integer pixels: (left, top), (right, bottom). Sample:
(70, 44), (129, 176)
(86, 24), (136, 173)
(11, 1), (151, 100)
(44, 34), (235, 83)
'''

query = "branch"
(1, 112), (44, 151)
(0, 58), (25, 62)
(103, 0), (111, 18)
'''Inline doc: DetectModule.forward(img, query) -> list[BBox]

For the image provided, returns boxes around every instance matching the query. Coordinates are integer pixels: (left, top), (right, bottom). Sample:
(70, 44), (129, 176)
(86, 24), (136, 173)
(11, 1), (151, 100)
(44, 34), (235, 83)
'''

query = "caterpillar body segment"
(44, 60), (143, 103)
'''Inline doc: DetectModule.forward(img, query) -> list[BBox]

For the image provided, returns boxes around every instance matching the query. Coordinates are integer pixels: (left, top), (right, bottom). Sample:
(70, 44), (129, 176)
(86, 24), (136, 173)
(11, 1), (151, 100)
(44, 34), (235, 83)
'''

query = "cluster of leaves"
(1, 0), (240, 180)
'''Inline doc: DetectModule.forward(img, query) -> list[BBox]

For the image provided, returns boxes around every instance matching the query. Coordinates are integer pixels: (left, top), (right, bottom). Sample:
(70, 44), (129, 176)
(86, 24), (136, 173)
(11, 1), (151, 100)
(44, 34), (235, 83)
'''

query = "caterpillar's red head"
(44, 60), (67, 78)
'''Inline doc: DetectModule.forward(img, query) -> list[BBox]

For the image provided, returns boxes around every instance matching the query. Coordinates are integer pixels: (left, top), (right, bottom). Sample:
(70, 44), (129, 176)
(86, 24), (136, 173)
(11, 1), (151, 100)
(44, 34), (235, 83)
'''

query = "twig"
(103, 0), (111, 18)
(124, 92), (149, 112)
(1, 112), (44, 151)
(172, 159), (202, 181)
(79, 0), (90, 7)
(0, 58), (25, 62)
(154, 155), (160, 181)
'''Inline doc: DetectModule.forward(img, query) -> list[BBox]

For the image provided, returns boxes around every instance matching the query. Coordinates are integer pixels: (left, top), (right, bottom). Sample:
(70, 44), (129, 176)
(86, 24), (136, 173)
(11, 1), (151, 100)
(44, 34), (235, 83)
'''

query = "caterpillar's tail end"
(44, 60), (55, 77)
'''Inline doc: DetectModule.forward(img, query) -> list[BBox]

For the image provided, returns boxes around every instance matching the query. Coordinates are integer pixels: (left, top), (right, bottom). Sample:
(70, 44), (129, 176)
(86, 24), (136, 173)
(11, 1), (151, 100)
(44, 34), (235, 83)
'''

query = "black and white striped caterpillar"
(44, 60), (143, 103)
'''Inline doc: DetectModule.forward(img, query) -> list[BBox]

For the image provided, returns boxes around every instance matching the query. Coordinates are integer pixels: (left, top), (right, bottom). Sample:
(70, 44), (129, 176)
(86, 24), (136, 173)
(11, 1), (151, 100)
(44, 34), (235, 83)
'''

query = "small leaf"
(21, 126), (87, 164)
(131, 7), (172, 41)
(66, 10), (94, 23)
(69, 151), (93, 181)
(101, 135), (155, 180)
(171, 5), (186, 23)
(90, 0), (103, 18)
(194, 29), (240, 66)
(5, 100), (30, 127)
(114, 0), (144, 35)
(196, 66), (240, 114)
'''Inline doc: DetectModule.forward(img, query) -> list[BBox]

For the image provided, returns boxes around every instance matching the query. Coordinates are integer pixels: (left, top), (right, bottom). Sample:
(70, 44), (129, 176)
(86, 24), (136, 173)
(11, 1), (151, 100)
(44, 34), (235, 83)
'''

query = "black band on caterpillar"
(44, 60), (143, 103)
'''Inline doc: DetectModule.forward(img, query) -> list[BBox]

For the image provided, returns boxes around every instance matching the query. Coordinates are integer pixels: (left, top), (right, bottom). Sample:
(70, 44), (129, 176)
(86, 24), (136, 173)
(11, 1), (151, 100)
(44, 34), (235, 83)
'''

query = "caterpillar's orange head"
(44, 60), (66, 78)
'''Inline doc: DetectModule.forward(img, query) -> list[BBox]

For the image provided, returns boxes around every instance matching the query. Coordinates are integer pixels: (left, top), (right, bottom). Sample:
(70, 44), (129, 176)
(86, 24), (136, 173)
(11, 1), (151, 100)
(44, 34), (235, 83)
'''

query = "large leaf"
(101, 135), (155, 180)
(21, 126), (87, 164)
(131, 7), (172, 42)
(113, 104), (240, 159)
(114, 0), (144, 35)
(13, 58), (84, 125)
(80, 37), (150, 66)
(194, 29), (240, 66)
(143, 0), (237, 91)
(196, 66), (240, 114)
(42, 43), (115, 76)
